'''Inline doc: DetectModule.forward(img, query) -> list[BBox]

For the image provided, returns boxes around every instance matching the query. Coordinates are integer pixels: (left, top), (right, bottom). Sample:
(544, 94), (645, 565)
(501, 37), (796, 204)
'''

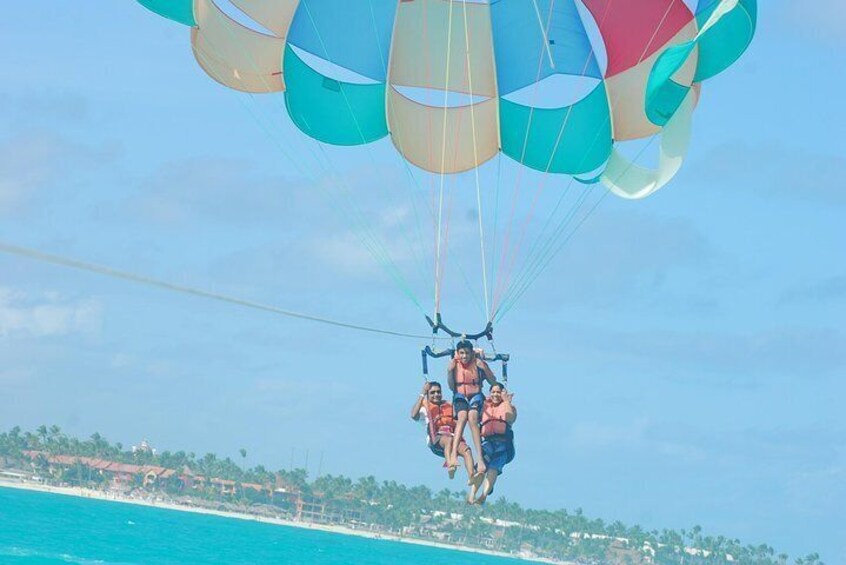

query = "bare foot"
(467, 480), (480, 503)
(467, 471), (484, 488)
(473, 476), (492, 505)
(448, 465), (457, 479)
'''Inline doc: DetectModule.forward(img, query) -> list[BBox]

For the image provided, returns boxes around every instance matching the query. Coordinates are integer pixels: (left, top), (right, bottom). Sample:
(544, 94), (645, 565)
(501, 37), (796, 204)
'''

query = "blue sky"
(1, 1), (844, 561)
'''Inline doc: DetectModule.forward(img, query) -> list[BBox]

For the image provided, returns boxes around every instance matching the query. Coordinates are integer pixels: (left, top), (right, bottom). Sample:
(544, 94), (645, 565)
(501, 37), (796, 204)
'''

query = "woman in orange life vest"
(447, 340), (497, 477)
(472, 382), (517, 505)
(410, 381), (477, 483)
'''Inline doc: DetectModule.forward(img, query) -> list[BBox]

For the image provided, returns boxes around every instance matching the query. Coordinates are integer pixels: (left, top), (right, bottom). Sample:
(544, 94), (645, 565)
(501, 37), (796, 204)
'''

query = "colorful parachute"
(136, 0), (755, 198)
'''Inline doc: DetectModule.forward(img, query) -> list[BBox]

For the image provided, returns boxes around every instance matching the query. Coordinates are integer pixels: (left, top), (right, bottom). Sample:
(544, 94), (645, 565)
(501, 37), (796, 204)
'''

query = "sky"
(1, 1), (844, 562)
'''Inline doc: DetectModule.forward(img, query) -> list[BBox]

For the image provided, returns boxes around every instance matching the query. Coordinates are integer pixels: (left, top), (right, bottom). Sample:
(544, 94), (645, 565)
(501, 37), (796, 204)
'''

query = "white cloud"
(0, 287), (103, 338)
(781, 0), (846, 45)
(0, 131), (115, 215)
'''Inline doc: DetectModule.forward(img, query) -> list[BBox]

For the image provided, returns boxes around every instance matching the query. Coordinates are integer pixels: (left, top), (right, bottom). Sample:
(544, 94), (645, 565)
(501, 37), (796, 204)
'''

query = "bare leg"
(467, 409), (485, 475)
(450, 410), (469, 464)
(475, 469), (499, 505)
(467, 476), (480, 504)
(439, 436), (457, 478)
(459, 444), (474, 479)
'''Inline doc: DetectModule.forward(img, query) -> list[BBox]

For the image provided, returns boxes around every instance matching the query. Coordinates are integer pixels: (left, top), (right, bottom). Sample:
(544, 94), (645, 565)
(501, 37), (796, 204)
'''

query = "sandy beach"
(0, 478), (566, 564)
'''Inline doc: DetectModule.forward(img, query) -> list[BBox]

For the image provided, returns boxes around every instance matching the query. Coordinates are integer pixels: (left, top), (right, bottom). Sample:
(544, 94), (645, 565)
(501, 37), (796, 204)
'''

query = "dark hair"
(455, 340), (474, 352)
(427, 381), (442, 391)
(490, 382), (505, 392)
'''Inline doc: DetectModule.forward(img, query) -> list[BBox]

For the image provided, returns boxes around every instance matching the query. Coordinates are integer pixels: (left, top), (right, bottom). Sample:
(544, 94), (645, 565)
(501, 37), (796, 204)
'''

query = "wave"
(0, 546), (136, 565)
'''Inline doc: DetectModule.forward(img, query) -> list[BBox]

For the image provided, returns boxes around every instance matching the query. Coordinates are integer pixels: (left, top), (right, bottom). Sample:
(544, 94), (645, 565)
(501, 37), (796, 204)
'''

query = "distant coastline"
(0, 479), (564, 565)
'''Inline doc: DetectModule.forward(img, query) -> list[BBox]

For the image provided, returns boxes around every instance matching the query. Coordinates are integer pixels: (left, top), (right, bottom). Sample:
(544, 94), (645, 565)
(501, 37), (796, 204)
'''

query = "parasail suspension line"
(0, 242), (445, 341)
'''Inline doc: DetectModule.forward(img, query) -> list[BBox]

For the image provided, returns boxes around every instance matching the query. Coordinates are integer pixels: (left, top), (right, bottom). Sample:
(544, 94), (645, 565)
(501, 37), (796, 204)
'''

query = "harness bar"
(421, 345), (510, 383)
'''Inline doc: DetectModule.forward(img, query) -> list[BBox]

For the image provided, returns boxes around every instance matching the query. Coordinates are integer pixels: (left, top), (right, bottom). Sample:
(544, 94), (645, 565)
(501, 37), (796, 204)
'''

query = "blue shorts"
(453, 392), (485, 413)
(482, 437), (515, 475)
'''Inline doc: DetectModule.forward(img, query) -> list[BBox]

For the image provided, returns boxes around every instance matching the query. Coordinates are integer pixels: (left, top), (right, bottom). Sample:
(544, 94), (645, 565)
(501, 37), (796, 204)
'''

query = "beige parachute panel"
(389, 0), (497, 97)
(387, 0), (499, 173)
(228, 0), (299, 39)
(601, 87), (699, 199)
(191, 0), (285, 93)
(387, 89), (499, 174)
(605, 19), (698, 141)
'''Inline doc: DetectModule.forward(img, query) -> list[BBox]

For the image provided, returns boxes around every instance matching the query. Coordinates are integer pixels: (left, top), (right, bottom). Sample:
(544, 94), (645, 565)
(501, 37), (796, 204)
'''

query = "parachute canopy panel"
(228, 0), (300, 39)
(284, 45), (388, 146)
(137, 0), (195, 26)
(387, 0), (499, 174)
(490, 0), (602, 96)
(581, 0), (695, 77)
(499, 83), (612, 175)
(694, 0), (757, 81)
(191, 0), (285, 93)
(286, 0), (395, 83)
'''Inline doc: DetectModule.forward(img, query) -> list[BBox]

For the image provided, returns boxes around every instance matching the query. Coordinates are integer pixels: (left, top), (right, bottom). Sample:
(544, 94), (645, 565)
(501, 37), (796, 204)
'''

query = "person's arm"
(411, 382), (430, 420)
(478, 359), (497, 387)
(447, 360), (457, 393)
(503, 392), (517, 425)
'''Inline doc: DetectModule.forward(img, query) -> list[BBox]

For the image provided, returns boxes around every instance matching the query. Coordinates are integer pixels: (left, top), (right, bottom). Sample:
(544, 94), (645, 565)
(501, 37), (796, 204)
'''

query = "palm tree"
(36, 425), (49, 447)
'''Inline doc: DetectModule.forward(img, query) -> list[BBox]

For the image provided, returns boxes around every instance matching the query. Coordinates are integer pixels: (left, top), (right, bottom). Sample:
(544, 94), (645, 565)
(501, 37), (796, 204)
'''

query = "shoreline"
(0, 479), (566, 564)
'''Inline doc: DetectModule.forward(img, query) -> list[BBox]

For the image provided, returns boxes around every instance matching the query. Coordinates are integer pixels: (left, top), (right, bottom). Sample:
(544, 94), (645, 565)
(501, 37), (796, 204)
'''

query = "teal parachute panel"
(645, 0), (756, 127)
(646, 42), (696, 127)
(136, 0), (195, 26)
(694, 0), (757, 81)
(499, 83), (612, 175)
(283, 46), (388, 146)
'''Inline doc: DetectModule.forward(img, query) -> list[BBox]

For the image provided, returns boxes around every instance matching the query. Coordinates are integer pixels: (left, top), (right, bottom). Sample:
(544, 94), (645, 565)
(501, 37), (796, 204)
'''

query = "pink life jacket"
(481, 399), (512, 438)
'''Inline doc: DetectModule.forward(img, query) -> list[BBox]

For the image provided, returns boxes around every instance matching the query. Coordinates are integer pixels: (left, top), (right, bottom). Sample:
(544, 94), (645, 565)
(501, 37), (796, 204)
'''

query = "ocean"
(0, 487), (524, 565)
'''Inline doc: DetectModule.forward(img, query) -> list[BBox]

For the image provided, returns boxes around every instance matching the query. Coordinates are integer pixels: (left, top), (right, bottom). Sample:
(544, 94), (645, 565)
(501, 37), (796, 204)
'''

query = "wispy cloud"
(0, 92), (89, 125)
(0, 131), (115, 215)
(0, 287), (103, 338)
(569, 419), (846, 471)
(511, 210), (713, 311)
(780, 0), (846, 45)
(548, 323), (846, 382)
(691, 142), (846, 205)
(779, 276), (846, 306)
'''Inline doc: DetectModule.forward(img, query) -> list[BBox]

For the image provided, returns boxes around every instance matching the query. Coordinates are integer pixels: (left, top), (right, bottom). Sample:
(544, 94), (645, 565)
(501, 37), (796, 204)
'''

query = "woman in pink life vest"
(472, 382), (517, 505)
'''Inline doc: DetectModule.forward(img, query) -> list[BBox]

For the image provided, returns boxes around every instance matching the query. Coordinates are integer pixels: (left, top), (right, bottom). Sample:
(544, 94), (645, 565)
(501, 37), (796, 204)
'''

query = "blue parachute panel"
(286, 0), (396, 82)
(491, 0), (601, 96)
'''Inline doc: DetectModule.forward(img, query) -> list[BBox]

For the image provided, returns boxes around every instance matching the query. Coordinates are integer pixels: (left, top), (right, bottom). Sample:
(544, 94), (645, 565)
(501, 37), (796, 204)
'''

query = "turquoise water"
(0, 487), (522, 564)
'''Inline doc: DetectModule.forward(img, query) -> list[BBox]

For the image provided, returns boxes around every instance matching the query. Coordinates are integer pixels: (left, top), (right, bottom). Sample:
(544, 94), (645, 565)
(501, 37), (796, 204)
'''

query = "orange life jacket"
(454, 356), (483, 397)
(427, 402), (456, 442)
(481, 399), (512, 438)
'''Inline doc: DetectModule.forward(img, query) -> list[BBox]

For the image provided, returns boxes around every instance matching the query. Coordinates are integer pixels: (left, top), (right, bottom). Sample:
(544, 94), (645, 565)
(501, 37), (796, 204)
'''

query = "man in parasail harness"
(472, 381), (517, 504)
(447, 340), (497, 477)
(410, 381), (477, 485)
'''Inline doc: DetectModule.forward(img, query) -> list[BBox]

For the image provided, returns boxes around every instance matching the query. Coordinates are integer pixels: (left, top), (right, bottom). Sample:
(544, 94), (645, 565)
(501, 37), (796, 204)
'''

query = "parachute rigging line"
(434, 0), (457, 317)
(197, 15), (429, 315)
(494, 0), (689, 318)
(0, 242), (448, 341)
(491, 0), (560, 313)
(461, 0), (492, 322)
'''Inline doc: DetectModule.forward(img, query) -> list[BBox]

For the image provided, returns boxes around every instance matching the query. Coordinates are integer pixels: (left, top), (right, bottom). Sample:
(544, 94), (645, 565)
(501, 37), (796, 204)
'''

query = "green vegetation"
(0, 426), (823, 565)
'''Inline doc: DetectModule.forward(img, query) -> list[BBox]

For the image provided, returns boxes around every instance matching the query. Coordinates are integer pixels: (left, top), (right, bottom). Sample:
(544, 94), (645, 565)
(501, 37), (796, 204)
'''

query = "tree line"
(0, 425), (823, 565)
